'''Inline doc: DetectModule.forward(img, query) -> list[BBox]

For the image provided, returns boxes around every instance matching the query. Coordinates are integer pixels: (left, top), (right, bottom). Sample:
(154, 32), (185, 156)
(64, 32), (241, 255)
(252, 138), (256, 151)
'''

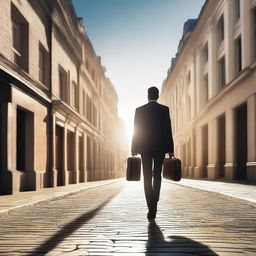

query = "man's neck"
(149, 100), (157, 102)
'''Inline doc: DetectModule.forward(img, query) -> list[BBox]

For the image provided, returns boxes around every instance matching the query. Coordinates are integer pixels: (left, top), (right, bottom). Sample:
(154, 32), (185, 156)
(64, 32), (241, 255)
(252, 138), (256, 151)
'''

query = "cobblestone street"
(0, 180), (255, 256)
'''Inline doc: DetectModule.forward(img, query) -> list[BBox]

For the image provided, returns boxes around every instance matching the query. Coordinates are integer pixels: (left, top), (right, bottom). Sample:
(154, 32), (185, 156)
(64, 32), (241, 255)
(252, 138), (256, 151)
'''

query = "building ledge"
(0, 54), (51, 104)
(52, 99), (104, 138)
(193, 64), (255, 123)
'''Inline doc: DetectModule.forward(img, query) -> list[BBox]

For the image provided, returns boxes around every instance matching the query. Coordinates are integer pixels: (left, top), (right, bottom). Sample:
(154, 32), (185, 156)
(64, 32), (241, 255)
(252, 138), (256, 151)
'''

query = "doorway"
(67, 131), (75, 184)
(79, 135), (84, 182)
(235, 103), (247, 180)
(217, 114), (226, 177)
(16, 107), (34, 191)
(56, 125), (64, 186)
(16, 108), (26, 171)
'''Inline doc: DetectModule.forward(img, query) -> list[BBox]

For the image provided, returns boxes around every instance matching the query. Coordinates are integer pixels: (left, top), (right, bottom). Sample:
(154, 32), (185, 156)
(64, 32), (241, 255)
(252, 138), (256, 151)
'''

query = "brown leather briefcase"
(126, 157), (141, 181)
(163, 157), (182, 181)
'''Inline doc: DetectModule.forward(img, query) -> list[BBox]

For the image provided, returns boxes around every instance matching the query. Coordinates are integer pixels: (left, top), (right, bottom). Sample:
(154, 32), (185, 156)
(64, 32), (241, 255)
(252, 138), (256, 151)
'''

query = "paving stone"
(0, 180), (255, 255)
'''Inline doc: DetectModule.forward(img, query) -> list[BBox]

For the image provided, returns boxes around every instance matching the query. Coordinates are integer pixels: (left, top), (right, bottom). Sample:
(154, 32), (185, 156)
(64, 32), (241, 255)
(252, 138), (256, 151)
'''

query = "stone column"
(207, 118), (219, 179)
(189, 130), (196, 177)
(246, 94), (256, 182)
(0, 101), (16, 195)
(224, 0), (235, 84)
(113, 151), (117, 179)
(97, 142), (101, 180)
(88, 136), (93, 181)
(51, 112), (57, 187)
(186, 141), (190, 177)
(0, 101), (7, 173)
(96, 140), (99, 180)
(91, 138), (95, 181)
(93, 140), (97, 180)
(94, 139), (98, 180)
(103, 146), (106, 180)
(7, 103), (16, 174)
(194, 127), (203, 178)
(241, 0), (253, 68)
(74, 127), (79, 184)
(8, 102), (22, 194)
(99, 143), (103, 180)
(183, 143), (188, 177)
(224, 108), (237, 179)
(107, 148), (110, 179)
(63, 122), (68, 185)
(83, 133), (88, 182)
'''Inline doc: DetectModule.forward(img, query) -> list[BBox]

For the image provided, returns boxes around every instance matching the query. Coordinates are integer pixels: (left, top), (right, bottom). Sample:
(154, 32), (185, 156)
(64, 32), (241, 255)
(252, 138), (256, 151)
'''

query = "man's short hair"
(148, 86), (159, 100)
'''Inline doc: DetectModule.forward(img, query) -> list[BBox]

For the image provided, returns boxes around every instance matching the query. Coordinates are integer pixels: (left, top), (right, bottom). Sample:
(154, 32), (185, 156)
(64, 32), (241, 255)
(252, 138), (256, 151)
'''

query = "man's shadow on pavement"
(25, 187), (123, 256)
(146, 221), (219, 256)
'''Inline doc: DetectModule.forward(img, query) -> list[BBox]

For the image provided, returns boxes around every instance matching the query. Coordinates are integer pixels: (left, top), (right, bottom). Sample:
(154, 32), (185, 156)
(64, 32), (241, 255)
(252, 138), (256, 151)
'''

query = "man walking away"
(131, 86), (174, 221)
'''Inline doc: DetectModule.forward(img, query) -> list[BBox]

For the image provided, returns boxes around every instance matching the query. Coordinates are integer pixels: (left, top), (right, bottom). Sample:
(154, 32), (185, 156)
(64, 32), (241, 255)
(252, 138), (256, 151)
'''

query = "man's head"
(148, 86), (159, 101)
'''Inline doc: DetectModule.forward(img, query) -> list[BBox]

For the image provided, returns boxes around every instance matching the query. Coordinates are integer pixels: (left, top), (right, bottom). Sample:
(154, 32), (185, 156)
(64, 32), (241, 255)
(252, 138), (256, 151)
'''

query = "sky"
(72, 0), (205, 142)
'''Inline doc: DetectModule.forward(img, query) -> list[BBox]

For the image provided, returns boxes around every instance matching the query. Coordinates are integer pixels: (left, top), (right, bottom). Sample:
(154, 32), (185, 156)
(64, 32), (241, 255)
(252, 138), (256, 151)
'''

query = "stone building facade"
(160, 0), (256, 183)
(0, 0), (128, 194)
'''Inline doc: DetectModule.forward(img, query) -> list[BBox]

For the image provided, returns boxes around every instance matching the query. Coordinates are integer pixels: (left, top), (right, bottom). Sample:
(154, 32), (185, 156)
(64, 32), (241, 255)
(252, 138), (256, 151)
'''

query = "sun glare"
(119, 108), (135, 150)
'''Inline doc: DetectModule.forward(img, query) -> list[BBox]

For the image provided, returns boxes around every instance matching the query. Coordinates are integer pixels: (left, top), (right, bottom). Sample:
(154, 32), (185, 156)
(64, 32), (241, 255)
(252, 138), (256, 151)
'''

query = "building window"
(96, 77), (99, 88)
(217, 15), (224, 44)
(86, 59), (89, 71)
(92, 104), (95, 126)
(187, 96), (191, 120)
(235, 36), (242, 74)
(39, 44), (49, 87)
(71, 81), (78, 110)
(12, 18), (21, 65)
(59, 66), (68, 103)
(234, 0), (240, 21)
(99, 80), (102, 95)
(202, 43), (208, 63)
(218, 57), (226, 88)
(186, 71), (191, 84)
(11, 4), (29, 71)
(92, 70), (95, 81)
(203, 74), (209, 104)
(82, 90), (86, 116)
(93, 105), (98, 127)
(253, 8), (256, 59)
(86, 95), (91, 122)
(98, 111), (101, 131)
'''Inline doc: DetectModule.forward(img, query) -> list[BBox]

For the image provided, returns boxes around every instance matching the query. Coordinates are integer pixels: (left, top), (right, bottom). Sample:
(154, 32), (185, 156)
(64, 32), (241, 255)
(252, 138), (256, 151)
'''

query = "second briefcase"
(126, 156), (141, 181)
(163, 156), (182, 181)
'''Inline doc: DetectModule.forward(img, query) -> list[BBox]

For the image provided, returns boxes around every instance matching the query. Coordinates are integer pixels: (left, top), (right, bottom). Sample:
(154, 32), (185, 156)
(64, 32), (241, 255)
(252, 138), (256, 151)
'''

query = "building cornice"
(0, 55), (51, 105)
(53, 100), (104, 137)
(52, 1), (82, 63)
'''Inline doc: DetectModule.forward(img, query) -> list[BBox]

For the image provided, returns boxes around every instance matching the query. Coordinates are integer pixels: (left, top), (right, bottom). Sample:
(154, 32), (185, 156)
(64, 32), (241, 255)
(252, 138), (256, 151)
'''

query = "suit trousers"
(141, 152), (165, 210)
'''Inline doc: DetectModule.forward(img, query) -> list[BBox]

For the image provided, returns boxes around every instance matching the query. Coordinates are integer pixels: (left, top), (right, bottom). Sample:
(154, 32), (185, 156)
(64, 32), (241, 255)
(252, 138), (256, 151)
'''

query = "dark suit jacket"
(131, 101), (174, 154)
